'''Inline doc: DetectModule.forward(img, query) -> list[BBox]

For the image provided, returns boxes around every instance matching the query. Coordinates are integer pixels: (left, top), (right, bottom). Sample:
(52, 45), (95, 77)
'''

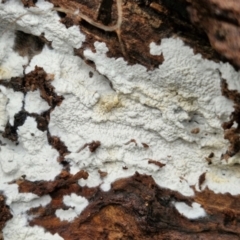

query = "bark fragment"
(187, 0), (240, 69)
(15, 173), (240, 240)
(221, 79), (240, 160)
(0, 194), (12, 240)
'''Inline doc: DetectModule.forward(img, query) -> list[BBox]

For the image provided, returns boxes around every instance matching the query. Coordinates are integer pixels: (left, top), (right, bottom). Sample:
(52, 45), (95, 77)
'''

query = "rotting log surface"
(1, 0), (240, 239)
(16, 172), (240, 240)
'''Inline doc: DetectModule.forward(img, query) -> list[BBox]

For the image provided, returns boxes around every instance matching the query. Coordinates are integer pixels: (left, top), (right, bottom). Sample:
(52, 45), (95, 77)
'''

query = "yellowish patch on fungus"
(98, 94), (122, 113)
(0, 67), (10, 79)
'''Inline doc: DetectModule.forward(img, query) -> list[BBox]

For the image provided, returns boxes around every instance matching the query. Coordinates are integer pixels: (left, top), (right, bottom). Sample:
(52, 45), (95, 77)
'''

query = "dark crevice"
(97, 0), (114, 25)
(14, 110), (28, 128)
(57, 11), (67, 18)
(214, 14), (239, 27)
(21, 0), (37, 7)
(14, 31), (45, 59)
(47, 132), (70, 165)
(2, 123), (18, 142)
(159, 0), (190, 21)
(221, 77), (240, 160)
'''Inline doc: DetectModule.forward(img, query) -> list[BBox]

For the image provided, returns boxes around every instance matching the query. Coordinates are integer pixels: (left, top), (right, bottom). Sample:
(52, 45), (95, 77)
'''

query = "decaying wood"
(0, 195), (12, 239)
(47, 0), (221, 69)
(1, 0), (240, 239)
(15, 172), (240, 239)
(187, 0), (240, 69)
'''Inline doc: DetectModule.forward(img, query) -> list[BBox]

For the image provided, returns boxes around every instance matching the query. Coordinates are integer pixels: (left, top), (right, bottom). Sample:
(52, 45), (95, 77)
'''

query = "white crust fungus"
(55, 194), (89, 222)
(24, 89), (50, 114)
(174, 201), (207, 219)
(0, 85), (24, 126)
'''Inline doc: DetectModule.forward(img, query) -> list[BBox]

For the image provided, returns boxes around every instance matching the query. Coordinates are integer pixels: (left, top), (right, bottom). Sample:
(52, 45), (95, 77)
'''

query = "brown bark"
(187, 0), (240, 69)
(0, 195), (12, 240)
(16, 172), (240, 239)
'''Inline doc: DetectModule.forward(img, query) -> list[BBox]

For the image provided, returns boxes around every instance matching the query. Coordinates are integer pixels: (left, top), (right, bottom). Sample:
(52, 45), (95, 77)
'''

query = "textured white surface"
(174, 201), (207, 219)
(24, 36), (240, 196)
(0, 85), (24, 125)
(46, 39), (236, 196)
(25, 89), (50, 114)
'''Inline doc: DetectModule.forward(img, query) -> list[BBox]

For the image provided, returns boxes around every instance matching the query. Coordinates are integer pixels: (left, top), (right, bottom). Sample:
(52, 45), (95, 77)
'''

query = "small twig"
(148, 159), (166, 168)
(53, 0), (122, 32)
(124, 139), (137, 146)
(77, 141), (101, 153)
(54, 0), (127, 57)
